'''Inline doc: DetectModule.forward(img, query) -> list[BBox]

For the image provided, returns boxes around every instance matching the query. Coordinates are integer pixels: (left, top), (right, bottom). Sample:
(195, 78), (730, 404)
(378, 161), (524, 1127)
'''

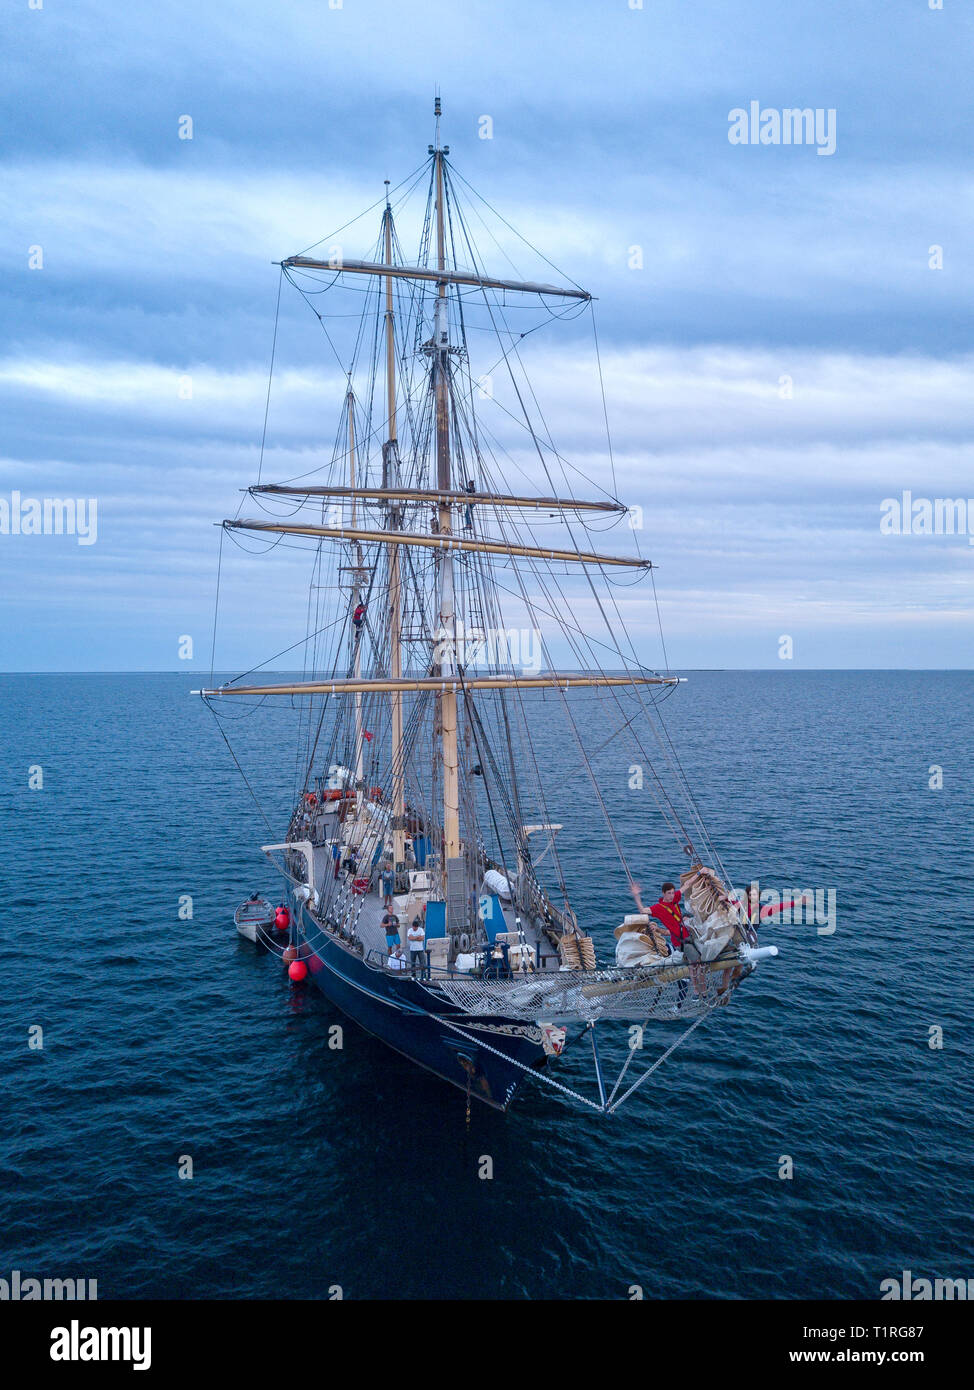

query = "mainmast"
(347, 387), (365, 801)
(213, 105), (632, 877)
(383, 184), (406, 874)
(430, 97), (461, 871)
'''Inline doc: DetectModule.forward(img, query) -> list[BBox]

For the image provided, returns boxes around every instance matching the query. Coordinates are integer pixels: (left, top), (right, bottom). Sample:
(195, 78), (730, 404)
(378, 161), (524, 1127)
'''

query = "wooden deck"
(307, 836), (561, 972)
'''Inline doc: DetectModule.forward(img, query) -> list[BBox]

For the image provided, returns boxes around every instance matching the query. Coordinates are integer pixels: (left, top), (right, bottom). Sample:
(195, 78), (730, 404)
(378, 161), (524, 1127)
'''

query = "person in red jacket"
(649, 882), (687, 949)
(630, 879), (702, 1003)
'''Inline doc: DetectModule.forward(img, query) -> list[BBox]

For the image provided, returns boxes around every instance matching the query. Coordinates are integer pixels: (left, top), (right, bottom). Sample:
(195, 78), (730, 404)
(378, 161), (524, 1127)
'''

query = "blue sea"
(1, 670), (971, 1300)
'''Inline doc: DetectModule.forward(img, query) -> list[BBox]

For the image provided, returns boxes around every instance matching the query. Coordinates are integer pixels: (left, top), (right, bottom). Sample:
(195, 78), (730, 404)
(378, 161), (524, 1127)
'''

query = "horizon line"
(1, 667), (972, 676)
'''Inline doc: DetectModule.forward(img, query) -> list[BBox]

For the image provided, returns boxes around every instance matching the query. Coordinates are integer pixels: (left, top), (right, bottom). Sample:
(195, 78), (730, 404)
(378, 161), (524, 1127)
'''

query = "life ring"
(352, 877), (370, 895)
(303, 792), (318, 806)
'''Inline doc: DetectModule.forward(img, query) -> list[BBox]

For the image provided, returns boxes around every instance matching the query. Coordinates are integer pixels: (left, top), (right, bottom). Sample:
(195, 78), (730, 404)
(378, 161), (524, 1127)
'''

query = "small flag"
(362, 730), (374, 742)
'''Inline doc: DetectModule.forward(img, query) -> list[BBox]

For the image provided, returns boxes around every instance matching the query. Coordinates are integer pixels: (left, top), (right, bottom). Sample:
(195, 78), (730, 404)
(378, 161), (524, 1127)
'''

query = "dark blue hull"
(295, 910), (549, 1110)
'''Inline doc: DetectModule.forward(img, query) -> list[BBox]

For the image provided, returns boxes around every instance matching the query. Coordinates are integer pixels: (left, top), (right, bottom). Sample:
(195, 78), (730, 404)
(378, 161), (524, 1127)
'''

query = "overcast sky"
(1, 0), (971, 671)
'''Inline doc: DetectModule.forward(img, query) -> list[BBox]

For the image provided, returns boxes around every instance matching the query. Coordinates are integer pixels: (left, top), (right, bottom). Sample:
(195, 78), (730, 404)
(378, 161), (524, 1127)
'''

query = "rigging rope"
(606, 1008), (713, 1114)
(209, 525), (224, 688)
(256, 268), (284, 487)
(590, 309), (618, 500)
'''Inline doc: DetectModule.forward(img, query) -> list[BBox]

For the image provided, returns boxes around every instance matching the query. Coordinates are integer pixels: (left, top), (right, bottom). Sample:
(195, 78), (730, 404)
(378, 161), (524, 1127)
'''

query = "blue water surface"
(1, 671), (971, 1299)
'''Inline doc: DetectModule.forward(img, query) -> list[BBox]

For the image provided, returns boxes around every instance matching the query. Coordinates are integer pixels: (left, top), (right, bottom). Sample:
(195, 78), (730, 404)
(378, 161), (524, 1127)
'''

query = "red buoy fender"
(288, 960), (308, 982)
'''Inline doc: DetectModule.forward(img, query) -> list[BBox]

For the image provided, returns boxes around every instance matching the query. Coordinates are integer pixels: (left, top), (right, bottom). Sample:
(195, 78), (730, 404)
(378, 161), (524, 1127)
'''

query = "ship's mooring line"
(427, 1014), (605, 1113)
(606, 1008), (712, 1115)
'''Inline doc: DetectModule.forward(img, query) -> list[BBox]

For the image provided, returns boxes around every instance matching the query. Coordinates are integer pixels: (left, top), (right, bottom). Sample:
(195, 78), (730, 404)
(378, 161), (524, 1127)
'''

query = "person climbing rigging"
(463, 478), (476, 531)
(352, 601), (366, 636)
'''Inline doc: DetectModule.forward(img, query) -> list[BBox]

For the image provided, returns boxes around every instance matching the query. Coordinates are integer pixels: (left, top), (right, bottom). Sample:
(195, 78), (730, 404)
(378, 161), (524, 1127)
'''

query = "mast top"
(429, 93), (449, 156)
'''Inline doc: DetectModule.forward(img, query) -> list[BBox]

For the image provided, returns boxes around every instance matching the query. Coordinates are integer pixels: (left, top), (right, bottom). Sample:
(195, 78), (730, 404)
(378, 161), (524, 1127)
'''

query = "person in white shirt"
(387, 944), (407, 972)
(406, 916), (427, 979)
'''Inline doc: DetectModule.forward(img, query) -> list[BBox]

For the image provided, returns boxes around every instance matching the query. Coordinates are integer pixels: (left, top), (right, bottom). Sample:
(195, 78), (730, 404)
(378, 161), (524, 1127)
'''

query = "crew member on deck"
(382, 909), (400, 955)
(407, 915), (428, 980)
(380, 862), (396, 910)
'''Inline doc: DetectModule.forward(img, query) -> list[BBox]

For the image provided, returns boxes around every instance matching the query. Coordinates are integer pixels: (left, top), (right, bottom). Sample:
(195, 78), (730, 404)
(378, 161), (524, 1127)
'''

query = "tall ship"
(200, 101), (778, 1115)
